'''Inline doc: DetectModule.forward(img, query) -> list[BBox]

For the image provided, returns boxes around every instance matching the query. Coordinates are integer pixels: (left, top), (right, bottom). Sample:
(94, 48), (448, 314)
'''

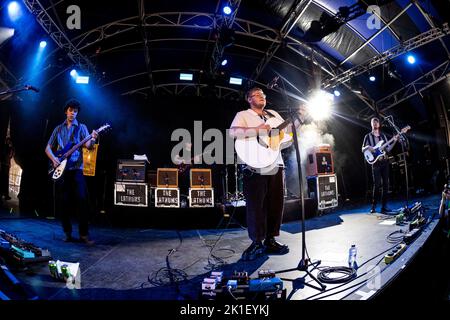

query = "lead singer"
(229, 87), (307, 261)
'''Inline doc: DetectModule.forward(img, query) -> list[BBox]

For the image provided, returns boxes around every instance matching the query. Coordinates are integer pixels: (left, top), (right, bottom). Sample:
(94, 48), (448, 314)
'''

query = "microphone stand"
(0, 85), (38, 97)
(383, 115), (409, 207)
(273, 78), (326, 292)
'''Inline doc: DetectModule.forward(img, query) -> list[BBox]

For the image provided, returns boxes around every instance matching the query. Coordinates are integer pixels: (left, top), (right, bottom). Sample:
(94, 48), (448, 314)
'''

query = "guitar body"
(235, 117), (292, 169)
(364, 140), (386, 165)
(51, 159), (67, 180)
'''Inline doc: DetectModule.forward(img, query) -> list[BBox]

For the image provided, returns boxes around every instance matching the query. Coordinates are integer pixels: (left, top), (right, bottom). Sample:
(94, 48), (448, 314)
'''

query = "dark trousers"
(56, 169), (90, 236)
(372, 161), (389, 208)
(243, 168), (284, 242)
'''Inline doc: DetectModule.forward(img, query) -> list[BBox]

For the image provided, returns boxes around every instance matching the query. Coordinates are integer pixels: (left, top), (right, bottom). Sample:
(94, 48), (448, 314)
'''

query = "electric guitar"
(48, 124), (111, 180)
(363, 125), (410, 165)
(234, 117), (292, 170)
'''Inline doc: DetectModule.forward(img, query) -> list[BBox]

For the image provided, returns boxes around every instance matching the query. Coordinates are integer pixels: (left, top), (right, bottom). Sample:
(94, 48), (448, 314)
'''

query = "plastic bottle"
(348, 244), (357, 269)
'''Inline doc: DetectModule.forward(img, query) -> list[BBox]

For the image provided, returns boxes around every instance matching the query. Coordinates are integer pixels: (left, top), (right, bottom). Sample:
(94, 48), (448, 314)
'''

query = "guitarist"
(362, 117), (399, 214)
(229, 87), (307, 261)
(45, 99), (98, 245)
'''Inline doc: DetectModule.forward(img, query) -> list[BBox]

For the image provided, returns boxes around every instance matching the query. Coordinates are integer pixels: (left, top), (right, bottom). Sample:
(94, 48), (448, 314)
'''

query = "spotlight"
(39, 41), (47, 48)
(75, 76), (89, 84)
(180, 73), (193, 81)
(221, 59), (228, 66)
(407, 54), (416, 64)
(369, 76), (376, 82)
(70, 69), (78, 77)
(223, 5), (232, 15)
(0, 28), (15, 46)
(333, 90), (341, 97)
(229, 77), (242, 85)
(7, 1), (22, 21)
(306, 90), (334, 121)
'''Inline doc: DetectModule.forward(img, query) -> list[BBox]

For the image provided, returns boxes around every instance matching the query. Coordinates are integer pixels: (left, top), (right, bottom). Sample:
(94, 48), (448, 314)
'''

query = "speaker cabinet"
(306, 144), (334, 177)
(157, 168), (179, 188)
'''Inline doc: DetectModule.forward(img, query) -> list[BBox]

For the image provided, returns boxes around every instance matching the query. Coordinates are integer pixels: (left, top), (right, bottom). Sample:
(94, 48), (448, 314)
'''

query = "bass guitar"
(363, 125), (410, 165)
(49, 124), (111, 180)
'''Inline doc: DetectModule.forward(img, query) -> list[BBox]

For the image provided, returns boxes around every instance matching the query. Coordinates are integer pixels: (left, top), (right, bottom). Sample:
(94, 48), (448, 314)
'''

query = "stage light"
(39, 41), (47, 48)
(70, 69), (78, 77)
(221, 59), (228, 66)
(407, 54), (416, 64)
(75, 76), (89, 84)
(8, 1), (22, 21)
(223, 5), (232, 15)
(180, 73), (193, 81)
(0, 28), (15, 46)
(229, 77), (242, 85)
(306, 90), (334, 121)
(333, 90), (341, 97)
(369, 76), (376, 82)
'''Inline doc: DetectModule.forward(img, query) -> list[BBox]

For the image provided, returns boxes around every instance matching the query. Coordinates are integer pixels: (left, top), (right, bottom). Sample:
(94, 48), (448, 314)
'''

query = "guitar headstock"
(401, 125), (411, 134)
(97, 123), (112, 133)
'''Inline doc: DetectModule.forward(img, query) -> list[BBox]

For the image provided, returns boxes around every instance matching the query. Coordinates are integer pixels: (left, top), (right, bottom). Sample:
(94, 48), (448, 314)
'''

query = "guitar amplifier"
(190, 169), (212, 188)
(307, 174), (338, 210)
(157, 168), (178, 188)
(114, 182), (148, 207)
(306, 144), (334, 177)
(116, 159), (146, 182)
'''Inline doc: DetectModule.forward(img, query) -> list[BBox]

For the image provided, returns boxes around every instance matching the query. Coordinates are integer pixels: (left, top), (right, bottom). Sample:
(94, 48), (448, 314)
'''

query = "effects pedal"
(384, 243), (407, 264)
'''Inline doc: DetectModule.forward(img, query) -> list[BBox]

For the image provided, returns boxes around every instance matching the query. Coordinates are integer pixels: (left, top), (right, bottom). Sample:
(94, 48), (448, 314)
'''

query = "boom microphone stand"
(272, 77), (326, 292)
(383, 115), (410, 207)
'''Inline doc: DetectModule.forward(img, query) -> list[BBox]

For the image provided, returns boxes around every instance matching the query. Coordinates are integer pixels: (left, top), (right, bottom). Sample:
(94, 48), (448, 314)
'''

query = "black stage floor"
(0, 194), (448, 301)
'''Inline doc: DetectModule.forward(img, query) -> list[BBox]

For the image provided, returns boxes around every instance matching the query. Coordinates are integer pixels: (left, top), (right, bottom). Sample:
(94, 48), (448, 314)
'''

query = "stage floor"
(0, 194), (446, 300)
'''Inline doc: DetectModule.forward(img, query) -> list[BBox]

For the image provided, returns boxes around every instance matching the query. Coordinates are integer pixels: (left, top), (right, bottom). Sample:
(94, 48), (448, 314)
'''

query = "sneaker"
(79, 236), (95, 246)
(263, 238), (289, 255)
(241, 242), (265, 261)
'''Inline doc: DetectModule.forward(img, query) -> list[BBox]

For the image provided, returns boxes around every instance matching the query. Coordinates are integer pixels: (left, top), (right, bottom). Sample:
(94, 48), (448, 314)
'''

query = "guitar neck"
(275, 119), (292, 131)
(62, 134), (93, 160)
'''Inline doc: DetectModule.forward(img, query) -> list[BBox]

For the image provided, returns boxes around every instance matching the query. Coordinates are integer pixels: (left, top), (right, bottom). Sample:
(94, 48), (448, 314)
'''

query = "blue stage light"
(407, 54), (416, 64)
(223, 6), (232, 15)
(369, 76), (376, 82)
(334, 90), (341, 97)
(8, 2), (22, 21)
(70, 69), (78, 77)
(39, 41), (47, 48)
(180, 73), (193, 81)
(75, 76), (89, 84)
(221, 59), (228, 66)
(229, 77), (242, 85)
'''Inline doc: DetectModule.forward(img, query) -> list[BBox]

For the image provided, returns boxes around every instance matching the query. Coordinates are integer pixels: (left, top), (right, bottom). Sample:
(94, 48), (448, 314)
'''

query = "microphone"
(25, 85), (40, 92)
(267, 76), (279, 89)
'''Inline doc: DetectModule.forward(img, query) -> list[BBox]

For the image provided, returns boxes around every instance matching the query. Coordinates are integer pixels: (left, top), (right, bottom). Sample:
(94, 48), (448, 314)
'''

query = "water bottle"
(348, 244), (357, 269)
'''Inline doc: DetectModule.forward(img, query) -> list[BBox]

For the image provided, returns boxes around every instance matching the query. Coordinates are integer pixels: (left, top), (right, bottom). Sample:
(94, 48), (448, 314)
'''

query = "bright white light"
(223, 6), (232, 15)
(306, 90), (334, 121)
(221, 59), (228, 66)
(39, 41), (47, 48)
(180, 73), (193, 81)
(229, 77), (242, 85)
(70, 69), (78, 77)
(8, 2), (21, 21)
(0, 28), (15, 45)
(75, 76), (89, 84)
(369, 76), (376, 82)
(333, 90), (341, 97)
(407, 54), (416, 64)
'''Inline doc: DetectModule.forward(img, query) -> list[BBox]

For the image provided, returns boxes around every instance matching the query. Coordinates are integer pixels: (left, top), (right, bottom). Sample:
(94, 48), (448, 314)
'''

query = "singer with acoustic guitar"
(45, 99), (98, 245)
(229, 87), (308, 261)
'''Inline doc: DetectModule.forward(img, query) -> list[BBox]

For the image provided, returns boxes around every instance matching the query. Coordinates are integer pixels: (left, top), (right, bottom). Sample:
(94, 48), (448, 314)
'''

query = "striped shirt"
(47, 119), (89, 170)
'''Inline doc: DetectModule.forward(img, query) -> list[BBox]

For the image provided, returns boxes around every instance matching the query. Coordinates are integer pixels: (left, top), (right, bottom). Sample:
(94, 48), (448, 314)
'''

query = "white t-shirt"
(230, 108), (286, 168)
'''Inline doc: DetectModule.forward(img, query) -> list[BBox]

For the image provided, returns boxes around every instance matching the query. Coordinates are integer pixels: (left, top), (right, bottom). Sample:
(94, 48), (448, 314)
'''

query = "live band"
(45, 88), (413, 260)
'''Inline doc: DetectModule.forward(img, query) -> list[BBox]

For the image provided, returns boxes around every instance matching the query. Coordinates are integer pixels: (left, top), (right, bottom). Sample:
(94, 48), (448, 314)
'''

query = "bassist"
(45, 99), (98, 245)
(362, 117), (399, 214)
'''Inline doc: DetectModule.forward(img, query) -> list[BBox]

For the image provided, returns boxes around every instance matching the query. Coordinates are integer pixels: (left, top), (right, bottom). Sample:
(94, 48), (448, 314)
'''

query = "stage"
(0, 194), (447, 301)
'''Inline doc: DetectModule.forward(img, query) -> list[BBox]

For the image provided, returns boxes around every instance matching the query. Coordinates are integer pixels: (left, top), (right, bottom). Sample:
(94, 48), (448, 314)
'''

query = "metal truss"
(137, 0), (155, 94)
(121, 82), (242, 100)
(0, 60), (18, 89)
(323, 22), (450, 89)
(22, 0), (96, 75)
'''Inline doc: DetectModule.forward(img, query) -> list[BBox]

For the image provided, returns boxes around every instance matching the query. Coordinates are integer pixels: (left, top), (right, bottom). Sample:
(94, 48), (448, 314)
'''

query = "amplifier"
(116, 159), (146, 182)
(189, 188), (214, 207)
(307, 174), (338, 210)
(114, 182), (148, 207)
(157, 168), (178, 188)
(306, 144), (334, 177)
(190, 169), (212, 188)
(155, 188), (180, 208)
